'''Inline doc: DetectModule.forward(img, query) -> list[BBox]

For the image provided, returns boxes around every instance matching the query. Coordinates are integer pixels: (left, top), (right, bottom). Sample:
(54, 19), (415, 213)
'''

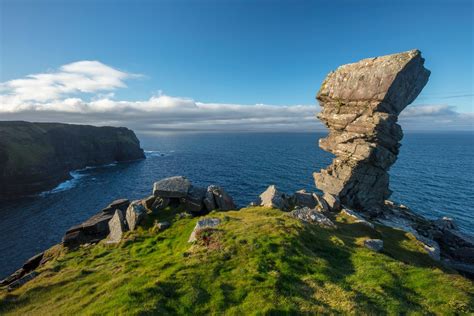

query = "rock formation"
(0, 121), (145, 199)
(314, 50), (430, 214)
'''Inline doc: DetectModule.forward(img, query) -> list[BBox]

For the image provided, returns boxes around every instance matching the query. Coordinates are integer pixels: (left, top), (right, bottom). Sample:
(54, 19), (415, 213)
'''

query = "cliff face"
(0, 121), (145, 199)
(314, 50), (430, 215)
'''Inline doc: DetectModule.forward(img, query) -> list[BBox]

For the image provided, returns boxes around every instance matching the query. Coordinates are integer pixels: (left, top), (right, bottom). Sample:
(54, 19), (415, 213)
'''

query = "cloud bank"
(1, 61), (472, 133)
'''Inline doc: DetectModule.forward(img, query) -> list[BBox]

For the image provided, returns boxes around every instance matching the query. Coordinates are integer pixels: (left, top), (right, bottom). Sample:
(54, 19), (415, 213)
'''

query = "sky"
(0, 0), (473, 134)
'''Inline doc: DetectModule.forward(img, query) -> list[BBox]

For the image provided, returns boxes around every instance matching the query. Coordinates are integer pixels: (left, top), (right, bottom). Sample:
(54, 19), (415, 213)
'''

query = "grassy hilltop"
(0, 206), (472, 315)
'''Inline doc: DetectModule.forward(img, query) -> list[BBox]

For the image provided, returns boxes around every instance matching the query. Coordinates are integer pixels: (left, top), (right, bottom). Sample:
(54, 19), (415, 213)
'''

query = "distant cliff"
(0, 121), (145, 199)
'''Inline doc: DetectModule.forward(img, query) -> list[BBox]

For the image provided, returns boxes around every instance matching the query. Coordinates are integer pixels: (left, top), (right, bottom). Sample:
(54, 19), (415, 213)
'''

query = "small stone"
(126, 200), (147, 231)
(154, 222), (171, 232)
(364, 239), (383, 252)
(188, 218), (221, 242)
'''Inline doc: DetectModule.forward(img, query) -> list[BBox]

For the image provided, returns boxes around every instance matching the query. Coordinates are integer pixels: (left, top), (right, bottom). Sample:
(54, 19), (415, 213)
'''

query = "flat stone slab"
(153, 176), (191, 198)
(188, 218), (221, 243)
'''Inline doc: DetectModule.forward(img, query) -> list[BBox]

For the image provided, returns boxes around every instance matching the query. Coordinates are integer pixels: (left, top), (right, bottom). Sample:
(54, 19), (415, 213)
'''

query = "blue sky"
(0, 0), (473, 132)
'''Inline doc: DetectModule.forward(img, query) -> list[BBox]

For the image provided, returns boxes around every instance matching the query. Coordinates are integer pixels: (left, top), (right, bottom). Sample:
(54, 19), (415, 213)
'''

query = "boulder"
(290, 207), (335, 228)
(313, 50), (430, 213)
(153, 176), (191, 198)
(126, 200), (147, 231)
(188, 218), (221, 242)
(364, 239), (383, 252)
(293, 190), (317, 208)
(63, 211), (114, 248)
(207, 185), (236, 211)
(143, 195), (156, 210)
(107, 210), (127, 243)
(256, 185), (291, 211)
(153, 221), (171, 232)
(0, 252), (44, 287)
(183, 185), (207, 214)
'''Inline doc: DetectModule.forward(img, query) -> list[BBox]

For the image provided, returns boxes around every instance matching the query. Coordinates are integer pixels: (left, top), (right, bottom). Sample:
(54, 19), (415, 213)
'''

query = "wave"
(144, 150), (166, 157)
(39, 171), (85, 196)
(39, 161), (119, 197)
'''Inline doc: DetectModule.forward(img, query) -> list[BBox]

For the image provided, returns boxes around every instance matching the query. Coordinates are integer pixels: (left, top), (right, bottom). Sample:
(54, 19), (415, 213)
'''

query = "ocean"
(0, 132), (472, 278)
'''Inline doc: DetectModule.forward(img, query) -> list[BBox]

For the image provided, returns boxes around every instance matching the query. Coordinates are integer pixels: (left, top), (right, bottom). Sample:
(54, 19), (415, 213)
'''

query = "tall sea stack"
(314, 50), (430, 214)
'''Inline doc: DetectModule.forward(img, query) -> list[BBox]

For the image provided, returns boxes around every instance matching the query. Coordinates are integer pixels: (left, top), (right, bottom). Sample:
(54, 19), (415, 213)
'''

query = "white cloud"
(1, 61), (472, 133)
(0, 60), (131, 108)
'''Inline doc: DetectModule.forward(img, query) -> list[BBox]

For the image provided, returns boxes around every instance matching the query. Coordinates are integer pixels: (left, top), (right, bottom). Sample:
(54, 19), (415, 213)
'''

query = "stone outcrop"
(0, 121), (145, 199)
(63, 199), (130, 248)
(313, 50), (430, 214)
(152, 176), (236, 214)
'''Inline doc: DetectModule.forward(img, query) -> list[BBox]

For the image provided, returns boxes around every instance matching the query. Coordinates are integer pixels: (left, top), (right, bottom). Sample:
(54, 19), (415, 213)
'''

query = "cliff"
(0, 121), (145, 199)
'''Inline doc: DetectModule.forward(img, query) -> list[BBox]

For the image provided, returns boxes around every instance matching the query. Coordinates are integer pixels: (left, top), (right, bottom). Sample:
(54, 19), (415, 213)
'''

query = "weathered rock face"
(314, 50), (430, 213)
(0, 121), (145, 199)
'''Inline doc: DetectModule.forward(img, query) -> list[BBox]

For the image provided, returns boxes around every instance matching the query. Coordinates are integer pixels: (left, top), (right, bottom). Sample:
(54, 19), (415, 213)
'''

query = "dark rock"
(126, 200), (147, 231)
(203, 188), (217, 211)
(364, 239), (384, 252)
(183, 185), (207, 214)
(154, 221), (171, 232)
(101, 199), (130, 214)
(293, 190), (317, 208)
(313, 50), (430, 213)
(7, 271), (38, 291)
(143, 196), (156, 210)
(153, 176), (191, 198)
(63, 211), (114, 248)
(151, 197), (170, 211)
(0, 121), (145, 200)
(207, 185), (236, 211)
(22, 252), (44, 272)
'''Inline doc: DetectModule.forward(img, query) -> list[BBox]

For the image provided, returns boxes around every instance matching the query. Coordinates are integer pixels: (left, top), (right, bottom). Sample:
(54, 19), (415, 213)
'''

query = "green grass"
(1, 207), (472, 315)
